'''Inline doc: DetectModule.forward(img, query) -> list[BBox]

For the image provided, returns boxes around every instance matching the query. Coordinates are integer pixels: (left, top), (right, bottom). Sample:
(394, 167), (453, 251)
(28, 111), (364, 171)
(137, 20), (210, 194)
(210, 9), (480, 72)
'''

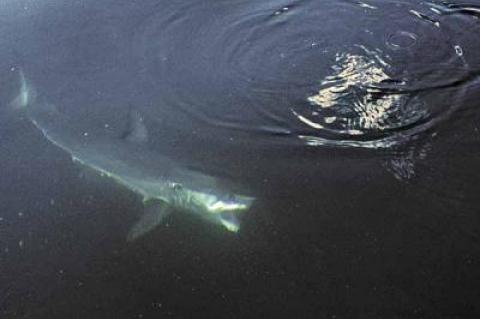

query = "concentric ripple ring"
(132, 0), (478, 148)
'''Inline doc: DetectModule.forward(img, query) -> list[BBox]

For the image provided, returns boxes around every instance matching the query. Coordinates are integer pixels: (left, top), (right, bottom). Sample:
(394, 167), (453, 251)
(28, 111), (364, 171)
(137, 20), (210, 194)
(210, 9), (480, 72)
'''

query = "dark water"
(1, 0), (480, 317)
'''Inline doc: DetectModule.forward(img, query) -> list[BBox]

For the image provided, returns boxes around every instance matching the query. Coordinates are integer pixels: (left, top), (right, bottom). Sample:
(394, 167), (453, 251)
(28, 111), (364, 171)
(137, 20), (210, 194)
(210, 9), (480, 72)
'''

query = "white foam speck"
(454, 45), (463, 56)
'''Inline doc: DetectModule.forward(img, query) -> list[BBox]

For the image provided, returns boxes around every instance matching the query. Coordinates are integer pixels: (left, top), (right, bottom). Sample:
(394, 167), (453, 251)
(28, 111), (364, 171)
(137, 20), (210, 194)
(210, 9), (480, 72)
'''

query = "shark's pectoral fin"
(127, 201), (173, 242)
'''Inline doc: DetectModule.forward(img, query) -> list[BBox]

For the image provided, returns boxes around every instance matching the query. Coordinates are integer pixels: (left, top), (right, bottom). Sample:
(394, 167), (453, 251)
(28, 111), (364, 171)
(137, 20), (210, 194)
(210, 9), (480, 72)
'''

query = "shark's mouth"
(205, 195), (254, 232)
(177, 188), (254, 232)
(206, 195), (255, 213)
(218, 212), (241, 232)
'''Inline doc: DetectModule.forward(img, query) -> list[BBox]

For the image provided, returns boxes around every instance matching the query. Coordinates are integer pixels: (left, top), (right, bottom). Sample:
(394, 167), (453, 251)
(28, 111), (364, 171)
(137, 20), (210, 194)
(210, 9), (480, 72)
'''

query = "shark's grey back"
(25, 94), (222, 196)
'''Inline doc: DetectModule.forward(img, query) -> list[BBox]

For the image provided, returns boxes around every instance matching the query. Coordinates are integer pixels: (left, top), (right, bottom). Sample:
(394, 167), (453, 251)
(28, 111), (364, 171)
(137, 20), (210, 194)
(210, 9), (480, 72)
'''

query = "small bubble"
(18, 240), (24, 248)
(83, 132), (89, 137)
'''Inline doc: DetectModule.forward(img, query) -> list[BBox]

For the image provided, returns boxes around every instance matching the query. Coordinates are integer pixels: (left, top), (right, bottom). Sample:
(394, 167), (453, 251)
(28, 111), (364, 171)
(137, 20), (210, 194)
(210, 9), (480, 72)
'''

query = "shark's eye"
(173, 184), (183, 192)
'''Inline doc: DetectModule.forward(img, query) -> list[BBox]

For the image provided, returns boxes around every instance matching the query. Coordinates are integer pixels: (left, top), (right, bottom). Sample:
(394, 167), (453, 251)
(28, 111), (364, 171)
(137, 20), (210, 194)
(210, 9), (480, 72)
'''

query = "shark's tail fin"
(10, 71), (63, 126)
(9, 69), (36, 111)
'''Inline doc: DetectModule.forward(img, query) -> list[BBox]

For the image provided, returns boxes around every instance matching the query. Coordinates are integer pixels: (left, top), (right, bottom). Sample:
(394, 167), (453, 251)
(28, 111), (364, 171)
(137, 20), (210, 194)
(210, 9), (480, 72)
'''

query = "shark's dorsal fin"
(122, 109), (148, 144)
(127, 201), (173, 241)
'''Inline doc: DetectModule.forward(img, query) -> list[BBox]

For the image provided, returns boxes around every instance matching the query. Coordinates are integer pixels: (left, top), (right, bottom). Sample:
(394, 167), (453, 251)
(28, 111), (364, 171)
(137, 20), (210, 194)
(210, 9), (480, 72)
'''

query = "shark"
(13, 72), (254, 241)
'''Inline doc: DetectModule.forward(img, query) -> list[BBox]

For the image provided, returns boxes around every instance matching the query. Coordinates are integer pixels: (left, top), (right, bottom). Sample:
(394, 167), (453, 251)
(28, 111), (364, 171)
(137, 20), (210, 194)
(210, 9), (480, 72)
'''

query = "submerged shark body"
(16, 74), (254, 240)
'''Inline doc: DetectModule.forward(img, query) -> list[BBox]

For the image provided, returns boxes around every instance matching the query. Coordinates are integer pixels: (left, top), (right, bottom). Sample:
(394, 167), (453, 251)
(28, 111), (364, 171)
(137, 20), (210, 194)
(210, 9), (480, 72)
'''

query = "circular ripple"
(386, 31), (418, 50)
(133, 0), (475, 148)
